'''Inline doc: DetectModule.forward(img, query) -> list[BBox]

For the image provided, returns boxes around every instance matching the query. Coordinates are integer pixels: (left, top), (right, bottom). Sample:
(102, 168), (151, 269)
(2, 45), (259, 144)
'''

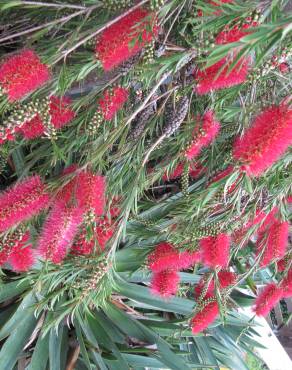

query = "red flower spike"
(55, 165), (78, 204)
(281, 269), (292, 298)
(98, 87), (128, 120)
(96, 8), (157, 71)
(257, 220), (289, 267)
(0, 176), (49, 232)
(277, 258), (287, 272)
(233, 104), (292, 177)
(195, 56), (249, 95)
(8, 232), (35, 272)
(200, 233), (230, 268)
(254, 283), (283, 316)
(19, 96), (75, 139)
(76, 171), (105, 216)
(0, 50), (50, 102)
(38, 201), (83, 263)
(215, 22), (257, 45)
(191, 299), (219, 334)
(185, 111), (220, 160)
(150, 270), (180, 298)
(148, 242), (199, 272)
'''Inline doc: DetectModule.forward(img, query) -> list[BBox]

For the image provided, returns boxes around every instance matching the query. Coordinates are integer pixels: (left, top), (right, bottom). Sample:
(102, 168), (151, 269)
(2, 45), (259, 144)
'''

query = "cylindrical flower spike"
(199, 233), (230, 268)
(150, 270), (180, 298)
(76, 170), (106, 217)
(191, 297), (219, 333)
(185, 111), (220, 160)
(215, 21), (257, 45)
(98, 87), (129, 120)
(8, 232), (35, 272)
(0, 50), (50, 101)
(233, 104), (292, 176)
(95, 8), (157, 71)
(38, 201), (83, 263)
(147, 242), (200, 273)
(195, 270), (237, 298)
(194, 56), (249, 95)
(253, 283), (283, 316)
(0, 176), (49, 232)
(257, 220), (289, 267)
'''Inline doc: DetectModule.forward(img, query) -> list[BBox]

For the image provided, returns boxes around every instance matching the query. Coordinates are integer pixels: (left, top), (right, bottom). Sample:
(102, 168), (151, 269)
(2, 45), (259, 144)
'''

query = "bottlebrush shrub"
(195, 271), (236, 298)
(147, 242), (200, 272)
(184, 111), (220, 160)
(194, 56), (250, 95)
(98, 87), (129, 120)
(256, 220), (289, 267)
(0, 49), (50, 101)
(233, 103), (292, 176)
(95, 8), (157, 71)
(76, 170), (106, 217)
(281, 269), (292, 298)
(0, 176), (49, 232)
(253, 283), (283, 316)
(37, 201), (83, 263)
(199, 233), (230, 268)
(17, 96), (75, 139)
(191, 297), (219, 333)
(150, 269), (180, 298)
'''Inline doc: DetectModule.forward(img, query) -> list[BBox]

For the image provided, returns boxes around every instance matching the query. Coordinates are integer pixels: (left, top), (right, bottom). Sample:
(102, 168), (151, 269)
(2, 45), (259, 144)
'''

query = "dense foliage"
(0, 0), (291, 369)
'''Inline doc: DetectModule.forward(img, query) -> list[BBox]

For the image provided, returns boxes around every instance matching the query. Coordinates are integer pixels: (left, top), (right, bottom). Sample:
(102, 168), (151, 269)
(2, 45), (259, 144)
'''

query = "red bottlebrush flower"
(147, 242), (199, 272)
(287, 195), (292, 203)
(185, 111), (220, 160)
(195, 56), (249, 95)
(233, 104), (292, 177)
(279, 62), (289, 74)
(257, 220), (289, 267)
(215, 22), (257, 45)
(162, 162), (204, 181)
(49, 96), (75, 129)
(8, 232), (35, 272)
(76, 170), (105, 216)
(38, 201), (83, 263)
(150, 270), (180, 298)
(0, 176), (49, 232)
(232, 209), (267, 245)
(281, 269), (292, 298)
(277, 258), (287, 272)
(18, 115), (45, 139)
(96, 217), (115, 250)
(19, 96), (75, 139)
(95, 8), (157, 71)
(98, 87), (128, 120)
(0, 50), (50, 102)
(200, 233), (230, 268)
(254, 283), (283, 316)
(191, 298), (219, 334)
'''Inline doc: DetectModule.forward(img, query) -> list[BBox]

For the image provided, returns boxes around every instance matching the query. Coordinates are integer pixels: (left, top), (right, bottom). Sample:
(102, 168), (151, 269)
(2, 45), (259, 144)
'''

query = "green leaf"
(27, 331), (50, 370)
(0, 310), (37, 370)
(0, 279), (30, 304)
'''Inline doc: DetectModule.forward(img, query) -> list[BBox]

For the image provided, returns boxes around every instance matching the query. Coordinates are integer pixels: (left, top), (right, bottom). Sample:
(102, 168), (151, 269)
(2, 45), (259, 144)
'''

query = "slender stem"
(124, 71), (172, 128)
(0, 7), (91, 43)
(142, 133), (166, 166)
(21, 1), (86, 9)
(52, 0), (150, 64)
